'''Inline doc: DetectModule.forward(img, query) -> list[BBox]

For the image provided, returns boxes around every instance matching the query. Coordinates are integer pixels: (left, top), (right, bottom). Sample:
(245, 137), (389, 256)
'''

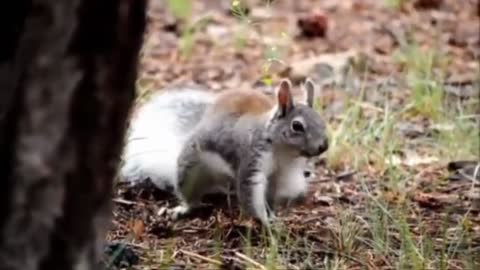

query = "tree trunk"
(0, 0), (146, 269)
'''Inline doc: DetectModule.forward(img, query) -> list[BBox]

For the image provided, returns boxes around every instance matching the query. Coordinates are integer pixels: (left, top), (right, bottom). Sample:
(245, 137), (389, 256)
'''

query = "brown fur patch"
(211, 89), (275, 116)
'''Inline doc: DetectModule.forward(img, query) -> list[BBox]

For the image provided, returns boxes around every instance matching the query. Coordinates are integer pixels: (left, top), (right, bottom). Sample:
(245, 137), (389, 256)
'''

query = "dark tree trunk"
(0, 0), (146, 269)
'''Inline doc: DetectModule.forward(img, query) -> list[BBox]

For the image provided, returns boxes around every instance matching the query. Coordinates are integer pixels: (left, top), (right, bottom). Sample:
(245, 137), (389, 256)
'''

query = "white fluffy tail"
(119, 88), (215, 190)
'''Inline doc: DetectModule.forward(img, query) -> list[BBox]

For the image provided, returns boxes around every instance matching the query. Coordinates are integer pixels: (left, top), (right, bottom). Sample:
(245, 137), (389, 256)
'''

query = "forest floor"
(106, 0), (479, 269)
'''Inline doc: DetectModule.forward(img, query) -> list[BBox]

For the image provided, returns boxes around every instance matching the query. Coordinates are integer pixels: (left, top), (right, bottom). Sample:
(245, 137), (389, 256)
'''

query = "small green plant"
(230, 0), (251, 51)
(178, 16), (212, 59)
(397, 211), (425, 269)
(166, 0), (212, 58)
(326, 111), (357, 169)
(158, 239), (177, 268)
(323, 256), (349, 270)
(230, 0), (250, 18)
(331, 209), (363, 256)
(167, 0), (192, 19)
(230, 0), (291, 85)
(167, 0), (192, 57)
(394, 43), (449, 120)
(435, 118), (480, 161)
(384, 0), (410, 9)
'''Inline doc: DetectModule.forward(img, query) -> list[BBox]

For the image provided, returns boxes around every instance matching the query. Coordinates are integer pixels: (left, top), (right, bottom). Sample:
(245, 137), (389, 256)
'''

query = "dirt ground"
(105, 0), (479, 269)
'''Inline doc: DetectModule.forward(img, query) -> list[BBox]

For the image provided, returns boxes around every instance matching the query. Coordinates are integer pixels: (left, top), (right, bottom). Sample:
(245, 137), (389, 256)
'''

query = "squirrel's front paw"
(255, 211), (278, 227)
(268, 212), (283, 227)
(158, 205), (190, 220)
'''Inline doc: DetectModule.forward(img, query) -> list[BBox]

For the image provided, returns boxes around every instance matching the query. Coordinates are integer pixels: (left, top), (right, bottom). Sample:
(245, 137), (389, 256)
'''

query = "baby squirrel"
(169, 78), (328, 225)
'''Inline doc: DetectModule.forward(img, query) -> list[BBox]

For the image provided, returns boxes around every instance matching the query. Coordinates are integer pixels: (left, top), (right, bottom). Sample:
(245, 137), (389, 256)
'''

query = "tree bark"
(0, 0), (146, 269)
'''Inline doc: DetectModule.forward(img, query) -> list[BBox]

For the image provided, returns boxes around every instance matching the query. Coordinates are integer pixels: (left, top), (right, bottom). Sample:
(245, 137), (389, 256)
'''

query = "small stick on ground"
(113, 198), (139, 205)
(180, 249), (223, 266)
(234, 251), (266, 270)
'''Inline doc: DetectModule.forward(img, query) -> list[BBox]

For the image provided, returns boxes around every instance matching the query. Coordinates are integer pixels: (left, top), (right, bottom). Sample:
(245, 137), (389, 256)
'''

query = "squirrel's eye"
(291, 120), (305, 133)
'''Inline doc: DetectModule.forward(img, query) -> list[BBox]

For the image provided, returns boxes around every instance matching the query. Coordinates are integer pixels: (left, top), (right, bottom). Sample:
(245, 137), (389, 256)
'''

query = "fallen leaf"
(314, 192), (334, 206)
(283, 50), (360, 86)
(206, 24), (229, 39)
(374, 35), (395, 55)
(381, 190), (404, 204)
(414, 0), (443, 9)
(297, 11), (328, 38)
(386, 150), (439, 167)
(131, 219), (145, 240)
(406, 155), (440, 167)
(335, 170), (357, 181)
(414, 192), (457, 209)
(430, 123), (455, 132)
(442, 84), (479, 99)
(395, 121), (426, 138)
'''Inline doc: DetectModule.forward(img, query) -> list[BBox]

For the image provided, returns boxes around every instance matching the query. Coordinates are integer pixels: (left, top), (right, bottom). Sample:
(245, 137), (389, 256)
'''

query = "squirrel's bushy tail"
(119, 88), (215, 190)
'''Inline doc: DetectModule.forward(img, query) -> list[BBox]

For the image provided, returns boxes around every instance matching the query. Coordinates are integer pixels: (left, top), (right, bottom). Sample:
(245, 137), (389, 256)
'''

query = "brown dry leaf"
(413, 192), (457, 209)
(131, 219), (145, 240)
(297, 11), (328, 38)
(405, 156), (440, 167)
(387, 150), (439, 167)
(374, 35), (395, 55)
(237, 217), (258, 229)
(381, 190), (404, 205)
(314, 192), (334, 206)
(395, 121), (426, 138)
(414, 0), (444, 9)
(284, 50), (360, 85)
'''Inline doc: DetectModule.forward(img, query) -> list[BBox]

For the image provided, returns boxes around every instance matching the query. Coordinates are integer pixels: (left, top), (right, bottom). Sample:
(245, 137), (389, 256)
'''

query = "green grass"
(384, 0), (410, 10)
(167, 0), (192, 20)
(357, 173), (477, 270)
(393, 43), (450, 120)
(318, 36), (478, 269)
(165, 0), (213, 59)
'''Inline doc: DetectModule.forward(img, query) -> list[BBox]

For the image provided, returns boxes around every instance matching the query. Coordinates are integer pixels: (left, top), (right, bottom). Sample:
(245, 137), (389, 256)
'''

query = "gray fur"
(151, 90), (211, 134)
(173, 98), (210, 134)
(174, 79), (329, 226)
(119, 88), (215, 190)
(304, 77), (316, 108)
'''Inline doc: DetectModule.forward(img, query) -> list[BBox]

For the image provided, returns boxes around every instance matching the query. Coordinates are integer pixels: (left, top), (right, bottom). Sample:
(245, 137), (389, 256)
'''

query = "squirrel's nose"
(304, 138), (328, 157)
(317, 138), (328, 154)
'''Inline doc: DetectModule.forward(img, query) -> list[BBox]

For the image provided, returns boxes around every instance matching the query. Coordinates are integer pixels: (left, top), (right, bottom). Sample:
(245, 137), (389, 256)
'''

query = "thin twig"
(458, 114), (480, 120)
(459, 164), (480, 185)
(223, 256), (248, 267)
(112, 198), (138, 205)
(284, 261), (301, 270)
(351, 100), (384, 113)
(125, 242), (149, 249)
(180, 249), (223, 266)
(234, 252), (266, 270)
(308, 177), (331, 184)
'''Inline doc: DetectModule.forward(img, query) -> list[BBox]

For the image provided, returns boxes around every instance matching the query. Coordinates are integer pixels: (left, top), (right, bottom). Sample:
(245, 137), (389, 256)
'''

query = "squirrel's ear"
(276, 78), (294, 116)
(303, 77), (316, 108)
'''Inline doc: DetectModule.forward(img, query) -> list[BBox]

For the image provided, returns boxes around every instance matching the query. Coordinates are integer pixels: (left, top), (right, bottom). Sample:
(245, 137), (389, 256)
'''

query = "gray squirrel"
(119, 78), (328, 225)
(120, 86), (216, 191)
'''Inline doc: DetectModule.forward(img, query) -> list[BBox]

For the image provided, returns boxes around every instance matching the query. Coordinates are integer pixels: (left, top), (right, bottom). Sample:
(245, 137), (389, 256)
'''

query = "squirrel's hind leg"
(163, 140), (206, 220)
(167, 138), (231, 220)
